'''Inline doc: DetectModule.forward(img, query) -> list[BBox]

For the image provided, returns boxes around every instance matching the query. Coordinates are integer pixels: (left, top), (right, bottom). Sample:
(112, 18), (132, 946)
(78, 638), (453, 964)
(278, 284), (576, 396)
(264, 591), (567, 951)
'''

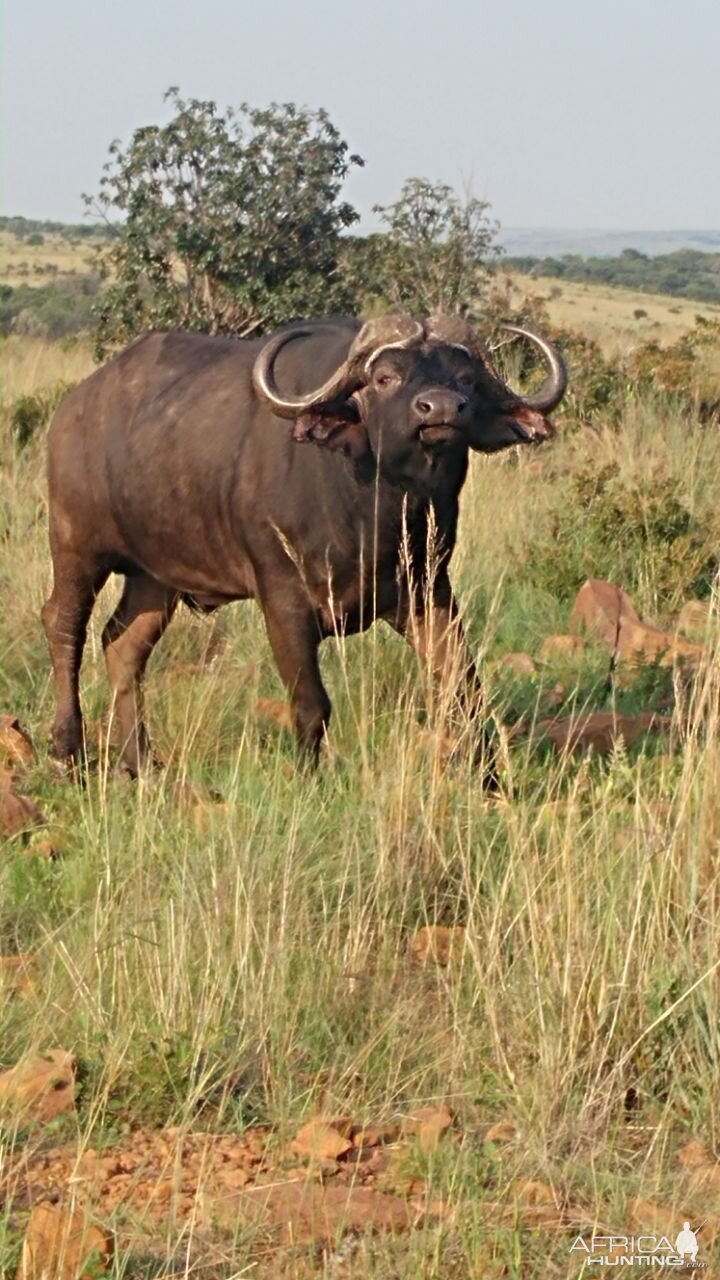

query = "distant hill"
(499, 246), (720, 306)
(500, 229), (720, 258)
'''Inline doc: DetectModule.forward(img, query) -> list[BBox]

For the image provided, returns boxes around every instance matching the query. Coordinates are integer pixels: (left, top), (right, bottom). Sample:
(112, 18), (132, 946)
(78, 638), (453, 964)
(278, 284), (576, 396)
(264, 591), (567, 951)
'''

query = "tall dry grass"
(1, 333), (719, 1277)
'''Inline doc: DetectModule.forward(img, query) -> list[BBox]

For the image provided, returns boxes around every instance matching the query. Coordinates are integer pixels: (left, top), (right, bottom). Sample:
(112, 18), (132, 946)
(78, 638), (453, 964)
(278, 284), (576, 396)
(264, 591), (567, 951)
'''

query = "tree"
(367, 178), (500, 315)
(86, 89), (364, 355)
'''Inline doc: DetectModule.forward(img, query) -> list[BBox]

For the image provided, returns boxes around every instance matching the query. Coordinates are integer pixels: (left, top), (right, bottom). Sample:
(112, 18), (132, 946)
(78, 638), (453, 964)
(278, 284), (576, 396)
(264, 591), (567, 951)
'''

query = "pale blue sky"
(3, 0), (719, 230)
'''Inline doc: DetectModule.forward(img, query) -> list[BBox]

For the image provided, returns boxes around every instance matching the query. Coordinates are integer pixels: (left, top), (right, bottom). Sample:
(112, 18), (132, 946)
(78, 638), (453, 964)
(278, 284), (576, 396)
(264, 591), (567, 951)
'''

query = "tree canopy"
(86, 90), (364, 355)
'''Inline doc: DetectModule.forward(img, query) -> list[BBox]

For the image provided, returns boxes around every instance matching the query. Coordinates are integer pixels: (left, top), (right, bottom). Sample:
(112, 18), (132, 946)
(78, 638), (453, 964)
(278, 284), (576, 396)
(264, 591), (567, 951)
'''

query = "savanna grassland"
(2, 270), (720, 1280)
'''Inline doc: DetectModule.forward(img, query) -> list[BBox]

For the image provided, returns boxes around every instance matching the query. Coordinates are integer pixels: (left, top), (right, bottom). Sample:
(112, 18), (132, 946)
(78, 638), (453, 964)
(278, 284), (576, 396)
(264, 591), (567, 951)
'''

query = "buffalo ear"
(292, 407), (370, 459)
(468, 404), (554, 453)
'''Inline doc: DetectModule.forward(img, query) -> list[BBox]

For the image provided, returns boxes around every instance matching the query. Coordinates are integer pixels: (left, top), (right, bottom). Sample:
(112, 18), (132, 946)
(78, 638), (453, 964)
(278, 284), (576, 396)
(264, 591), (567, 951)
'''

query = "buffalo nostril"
(416, 399), (433, 416)
(457, 397), (469, 414)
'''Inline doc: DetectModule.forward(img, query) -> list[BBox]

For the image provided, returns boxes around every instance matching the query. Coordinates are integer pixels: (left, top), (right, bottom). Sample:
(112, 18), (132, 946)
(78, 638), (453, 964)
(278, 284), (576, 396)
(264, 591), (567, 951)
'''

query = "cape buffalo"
(42, 313), (566, 776)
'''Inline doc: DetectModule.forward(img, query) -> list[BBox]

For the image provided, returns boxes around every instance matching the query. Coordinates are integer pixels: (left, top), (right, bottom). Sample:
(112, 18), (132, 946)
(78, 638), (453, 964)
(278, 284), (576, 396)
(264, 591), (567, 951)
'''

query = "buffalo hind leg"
(102, 574), (178, 776)
(390, 578), (498, 786)
(261, 596), (330, 764)
(42, 558), (108, 768)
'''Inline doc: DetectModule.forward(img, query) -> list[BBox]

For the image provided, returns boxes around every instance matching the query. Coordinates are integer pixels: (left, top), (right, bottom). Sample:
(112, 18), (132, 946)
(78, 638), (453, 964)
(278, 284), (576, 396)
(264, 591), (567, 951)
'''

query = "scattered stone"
(255, 697), (294, 732)
(570, 579), (642, 647)
(678, 1139), (714, 1170)
(291, 1116), (354, 1161)
(351, 1124), (400, 1149)
(540, 634), (585, 662)
(494, 652), (537, 677)
(485, 1121), (518, 1145)
(214, 1180), (416, 1243)
(570, 578), (706, 668)
(532, 710), (669, 756)
(509, 1179), (566, 1229)
(0, 1049), (76, 1123)
(678, 1140), (720, 1196)
(513, 1179), (556, 1206)
(409, 925), (466, 966)
(17, 1202), (113, 1279)
(0, 954), (37, 996)
(401, 1105), (453, 1153)
(0, 715), (36, 768)
(626, 1197), (692, 1235)
(0, 768), (46, 839)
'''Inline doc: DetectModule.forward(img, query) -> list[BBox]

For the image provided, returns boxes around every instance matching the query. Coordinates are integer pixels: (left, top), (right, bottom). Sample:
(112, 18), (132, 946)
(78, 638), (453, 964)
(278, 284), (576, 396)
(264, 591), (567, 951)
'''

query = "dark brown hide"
(42, 316), (565, 774)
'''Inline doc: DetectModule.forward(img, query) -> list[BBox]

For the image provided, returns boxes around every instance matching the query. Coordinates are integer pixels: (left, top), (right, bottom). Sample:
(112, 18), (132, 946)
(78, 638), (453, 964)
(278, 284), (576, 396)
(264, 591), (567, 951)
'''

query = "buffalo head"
(252, 313), (567, 486)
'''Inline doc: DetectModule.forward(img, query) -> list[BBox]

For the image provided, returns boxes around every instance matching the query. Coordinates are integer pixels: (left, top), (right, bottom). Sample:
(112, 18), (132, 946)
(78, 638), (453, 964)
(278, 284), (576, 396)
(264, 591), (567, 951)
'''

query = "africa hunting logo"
(570, 1221), (707, 1268)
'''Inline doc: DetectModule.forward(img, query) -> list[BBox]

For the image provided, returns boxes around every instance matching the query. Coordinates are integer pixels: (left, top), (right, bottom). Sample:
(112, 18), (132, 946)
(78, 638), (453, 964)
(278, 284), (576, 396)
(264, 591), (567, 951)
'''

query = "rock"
(540, 634), (585, 662)
(351, 1124), (400, 1149)
(494, 652), (537, 677)
(570, 579), (706, 668)
(626, 1197), (691, 1235)
(17, 1202), (113, 1279)
(513, 1179), (556, 1206)
(570, 579), (641, 647)
(408, 925), (466, 967)
(485, 1121), (518, 1144)
(625, 1197), (720, 1247)
(677, 599), (711, 638)
(0, 769), (46, 838)
(509, 1179), (566, 1229)
(0, 954), (36, 996)
(678, 1139), (715, 1170)
(291, 1116), (354, 1161)
(255, 697), (294, 732)
(211, 1180), (415, 1242)
(0, 715), (36, 768)
(401, 1105), (453, 1153)
(532, 710), (669, 756)
(0, 1049), (76, 1123)
(678, 1140), (720, 1196)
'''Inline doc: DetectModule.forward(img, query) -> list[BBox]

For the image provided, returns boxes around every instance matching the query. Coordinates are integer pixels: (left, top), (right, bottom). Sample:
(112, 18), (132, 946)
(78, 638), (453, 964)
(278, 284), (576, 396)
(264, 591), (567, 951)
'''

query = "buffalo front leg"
(42, 559), (108, 767)
(102, 574), (178, 776)
(390, 579), (497, 785)
(261, 596), (331, 764)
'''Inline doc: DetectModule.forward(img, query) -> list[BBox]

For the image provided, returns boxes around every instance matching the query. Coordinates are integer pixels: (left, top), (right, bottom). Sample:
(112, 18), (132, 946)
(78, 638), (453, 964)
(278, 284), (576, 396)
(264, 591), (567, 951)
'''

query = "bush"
(87, 89), (363, 354)
(0, 280), (101, 340)
(361, 178), (499, 315)
(8, 382), (75, 449)
(525, 462), (719, 610)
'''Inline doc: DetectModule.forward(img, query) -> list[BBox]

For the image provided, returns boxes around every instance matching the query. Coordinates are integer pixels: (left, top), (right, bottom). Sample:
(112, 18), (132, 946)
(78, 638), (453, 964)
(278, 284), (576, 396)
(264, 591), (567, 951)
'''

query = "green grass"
(2, 334), (720, 1277)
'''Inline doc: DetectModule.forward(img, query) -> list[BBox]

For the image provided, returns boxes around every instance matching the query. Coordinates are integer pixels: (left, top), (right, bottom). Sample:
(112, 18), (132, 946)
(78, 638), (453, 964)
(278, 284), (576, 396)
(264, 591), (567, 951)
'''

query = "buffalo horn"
(252, 317), (424, 419)
(427, 313), (567, 413)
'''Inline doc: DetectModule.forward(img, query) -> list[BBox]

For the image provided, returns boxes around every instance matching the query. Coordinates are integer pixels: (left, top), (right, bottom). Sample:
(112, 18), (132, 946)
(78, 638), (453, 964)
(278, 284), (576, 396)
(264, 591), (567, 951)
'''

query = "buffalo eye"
(374, 368), (400, 389)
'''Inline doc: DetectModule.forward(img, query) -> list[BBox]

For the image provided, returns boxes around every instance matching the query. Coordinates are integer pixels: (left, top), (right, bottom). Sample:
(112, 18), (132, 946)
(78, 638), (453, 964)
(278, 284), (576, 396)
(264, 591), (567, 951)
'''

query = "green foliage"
(356, 178), (499, 315)
(525, 461), (719, 607)
(7, 381), (75, 448)
(481, 283), (720, 427)
(87, 89), (364, 355)
(504, 246), (720, 304)
(0, 214), (110, 239)
(626, 315), (720, 402)
(0, 279), (100, 340)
